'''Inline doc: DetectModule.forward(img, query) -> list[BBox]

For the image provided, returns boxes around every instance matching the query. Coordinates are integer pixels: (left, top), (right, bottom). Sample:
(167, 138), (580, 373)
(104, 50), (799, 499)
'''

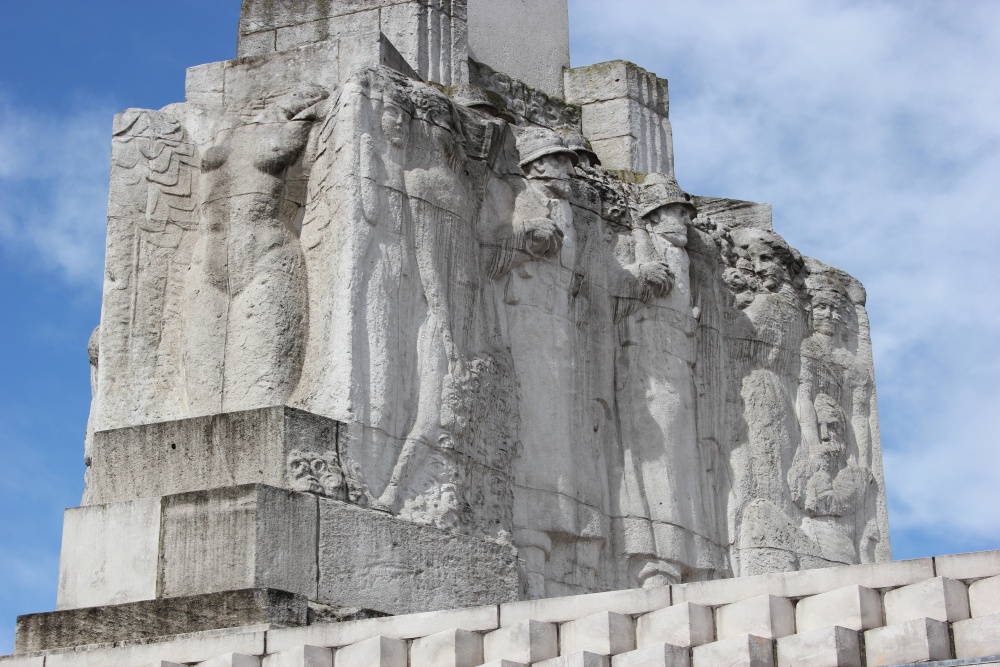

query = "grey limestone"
(692, 635), (775, 667)
(559, 611), (635, 656)
(934, 550), (1000, 581)
(611, 643), (690, 667)
(635, 602), (714, 649)
(863, 617), (952, 666)
(332, 636), (407, 667)
(410, 628), (484, 667)
(883, 576), (970, 625)
(261, 645), (333, 667)
(195, 655), (261, 667)
(716, 595), (795, 641)
(775, 626), (861, 667)
(970, 576), (1000, 617)
(793, 585), (883, 633)
(500, 587), (672, 627)
(159, 485), (318, 600)
(953, 612), (1000, 659)
(536, 653), (611, 667)
(483, 620), (558, 664)
(57, 497), (161, 610)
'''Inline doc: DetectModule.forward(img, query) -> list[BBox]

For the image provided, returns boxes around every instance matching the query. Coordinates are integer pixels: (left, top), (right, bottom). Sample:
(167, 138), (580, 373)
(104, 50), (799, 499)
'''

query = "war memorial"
(2, 1), (998, 665)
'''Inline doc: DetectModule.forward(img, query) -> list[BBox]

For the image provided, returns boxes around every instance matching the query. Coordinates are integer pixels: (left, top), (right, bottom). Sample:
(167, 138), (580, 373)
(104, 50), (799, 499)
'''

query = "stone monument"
(10, 0), (899, 657)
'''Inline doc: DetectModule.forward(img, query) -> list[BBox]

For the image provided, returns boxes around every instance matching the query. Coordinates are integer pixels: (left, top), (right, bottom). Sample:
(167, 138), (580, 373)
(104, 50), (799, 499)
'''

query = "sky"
(0, 0), (997, 655)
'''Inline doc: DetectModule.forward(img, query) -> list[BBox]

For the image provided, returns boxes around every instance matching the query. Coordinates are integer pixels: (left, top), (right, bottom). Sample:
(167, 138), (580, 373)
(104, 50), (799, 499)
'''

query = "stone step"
(559, 611), (635, 656)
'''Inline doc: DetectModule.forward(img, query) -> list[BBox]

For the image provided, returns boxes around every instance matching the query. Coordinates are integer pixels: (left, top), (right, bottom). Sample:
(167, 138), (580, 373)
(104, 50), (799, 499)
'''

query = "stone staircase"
(3, 550), (999, 667)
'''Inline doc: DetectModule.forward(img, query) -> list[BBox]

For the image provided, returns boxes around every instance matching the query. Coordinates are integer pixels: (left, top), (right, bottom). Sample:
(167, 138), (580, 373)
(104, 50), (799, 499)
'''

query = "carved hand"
(638, 261), (673, 297)
(521, 217), (564, 259)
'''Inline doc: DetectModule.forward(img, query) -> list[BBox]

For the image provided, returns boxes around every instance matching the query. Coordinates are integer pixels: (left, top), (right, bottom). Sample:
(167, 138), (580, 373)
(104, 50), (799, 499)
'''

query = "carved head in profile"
(639, 178), (698, 247)
(413, 87), (467, 166)
(515, 127), (578, 196)
(274, 84), (329, 120)
(732, 228), (803, 293)
(378, 87), (415, 149)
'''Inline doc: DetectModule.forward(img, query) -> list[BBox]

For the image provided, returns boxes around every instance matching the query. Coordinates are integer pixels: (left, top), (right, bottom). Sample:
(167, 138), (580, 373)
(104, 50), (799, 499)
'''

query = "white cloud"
(570, 0), (1000, 547)
(0, 95), (115, 286)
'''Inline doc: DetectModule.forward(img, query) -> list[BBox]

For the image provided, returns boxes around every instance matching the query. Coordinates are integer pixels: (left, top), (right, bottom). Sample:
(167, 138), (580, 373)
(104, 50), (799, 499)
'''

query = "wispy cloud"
(570, 0), (1000, 549)
(0, 94), (115, 287)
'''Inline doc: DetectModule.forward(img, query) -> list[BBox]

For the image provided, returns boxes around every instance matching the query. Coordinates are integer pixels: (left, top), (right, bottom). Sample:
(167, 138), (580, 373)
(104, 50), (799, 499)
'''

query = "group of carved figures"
(91, 66), (887, 598)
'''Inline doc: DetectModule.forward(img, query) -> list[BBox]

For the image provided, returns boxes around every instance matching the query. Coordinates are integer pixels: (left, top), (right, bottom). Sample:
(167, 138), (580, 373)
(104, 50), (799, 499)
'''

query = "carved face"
(746, 238), (789, 291)
(527, 153), (574, 180)
(646, 203), (691, 247)
(812, 296), (844, 337)
(814, 394), (847, 463)
(381, 101), (410, 148)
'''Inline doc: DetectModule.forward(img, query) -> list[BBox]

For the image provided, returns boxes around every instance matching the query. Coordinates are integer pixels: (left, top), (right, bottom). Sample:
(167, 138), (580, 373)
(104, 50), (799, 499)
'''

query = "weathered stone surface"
(953, 612), (1000, 659)
(611, 643), (690, 667)
(195, 654), (260, 667)
(636, 602), (714, 649)
(483, 620), (558, 664)
(692, 635), (775, 667)
(863, 617), (952, 666)
(160, 485), (317, 599)
(15, 589), (305, 653)
(317, 499), (519, 614)
(793, 585), (882, 633)
(559, 611), (635, 656)
(500, 588), (672, 626)
(970, 575), (1000, 617)
(933, 549), (1000, 581)
(57, 497), (160, 610)
(536, 653), (611, 667)
(333, 636), (407, 667)
(775, 626), (861, 667)
(410, 628), (484, 667)
(266, 605), (498, 653)
(261, 645), (333, 667)
(85, 408), (342, 505)
(716, 595), (795, 640)
(883, 576), (970, 625)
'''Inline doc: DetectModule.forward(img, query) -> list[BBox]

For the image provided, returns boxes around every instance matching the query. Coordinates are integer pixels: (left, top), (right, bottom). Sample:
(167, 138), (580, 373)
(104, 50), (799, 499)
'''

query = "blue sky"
(0, 0), (997, 654)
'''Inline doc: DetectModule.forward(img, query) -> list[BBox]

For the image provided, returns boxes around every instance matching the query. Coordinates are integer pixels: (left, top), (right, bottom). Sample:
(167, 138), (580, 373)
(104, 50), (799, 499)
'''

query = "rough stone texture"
(159, 485), (318, 599)
(16, 589), (305, 653)
(410, 628), (484, 667)
(863, 617), (952, 666)
(794, 585), (883, 633)
(716, 595), (796, 640)
(467, 0), (569, 96)
(953, 612), (1000, 659)
(57, 497), (160, 609)
(484, 620), (558, 664)
(85, 408), (342, 505)
(267, 605), (498, 653)
(970, 575), (1000, 617)
(195, 654), (260, 667)
(501, 588), (672, 626)
(261, 645), (333, 667)
(692, 635), (775, 667)
(565, 61), (673, 174)
(317, 499), (519, 614)
(775, 626), (861, 667)
(635, 602), (714, 649)
(611, 643), (690, 667)
(333, 636), (407, 667)
(559, 611), (635, 656)
(883, 577), (970, 625)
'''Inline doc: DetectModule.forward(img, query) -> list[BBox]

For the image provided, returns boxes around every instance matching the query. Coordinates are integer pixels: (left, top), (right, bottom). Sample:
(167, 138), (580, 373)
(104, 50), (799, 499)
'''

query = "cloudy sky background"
(0, 0), (997, 653)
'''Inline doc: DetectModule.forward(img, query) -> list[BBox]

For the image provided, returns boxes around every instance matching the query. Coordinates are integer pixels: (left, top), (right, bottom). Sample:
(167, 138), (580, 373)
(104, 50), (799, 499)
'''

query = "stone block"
(636, 602), (714, 649)
(716, 594), (795, 640)
(481, 662), (528, 667)
(775, 626), (860, 667)
(41, 624), (268, 667)
(500, 587), (672, 626)
(267, 605), (498, 653)
(934, 549), (1000, 580)
(560, 611), (636, 656)
(692, 635), (775, 667)
(410, 628), (484, 667)
(883, 576), (970, 624)
(0, 658), (44, 667)
(316, 499), (518, 615)
(141, 663), (186, 667)
(953, 612), (1000, 659)
(611, 643), (690, 667)
(261, 645), (333, 667)
(565, 61), (669, 114)
(185, 61), (225, 109)
(160, 485), (318, 599)
(970, 575), (1000, 617)
(56, 497), (160, 610)
(16, 589), (305, 653)
(195, 654), (261, 667)
(85, 407), (342, 505)
(672, 558), (935, 607)
(863, 617), (951, 666)
(483, 619), (558, 664)
(535, 653), (611, 667)
(333, 636), (407, 667)
(793, 585), (882, 633)
(579, 99), (634, 142)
